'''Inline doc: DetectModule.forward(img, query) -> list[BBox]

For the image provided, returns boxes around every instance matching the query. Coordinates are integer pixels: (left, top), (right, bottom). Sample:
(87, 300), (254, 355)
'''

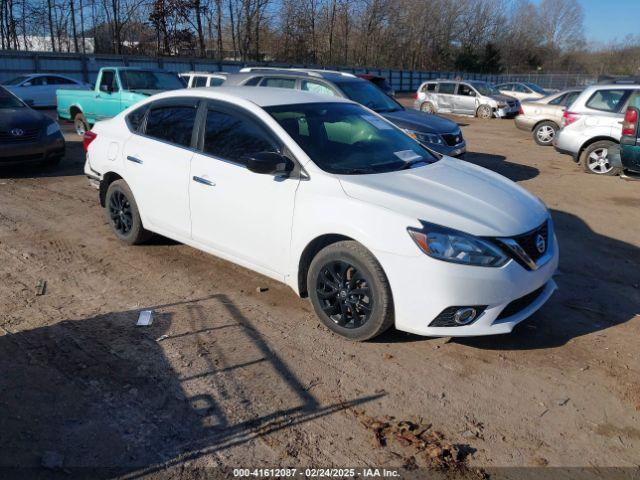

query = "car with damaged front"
(84, 87), (558, 341)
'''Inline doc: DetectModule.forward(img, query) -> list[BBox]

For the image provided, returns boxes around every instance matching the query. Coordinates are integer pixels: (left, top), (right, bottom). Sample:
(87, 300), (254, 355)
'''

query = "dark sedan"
(0, 86), (65, 167)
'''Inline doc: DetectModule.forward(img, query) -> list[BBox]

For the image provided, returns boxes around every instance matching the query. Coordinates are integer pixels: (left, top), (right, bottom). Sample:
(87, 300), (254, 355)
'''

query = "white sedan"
(3, 74), (89, 107)
(84, 87), (558, 340)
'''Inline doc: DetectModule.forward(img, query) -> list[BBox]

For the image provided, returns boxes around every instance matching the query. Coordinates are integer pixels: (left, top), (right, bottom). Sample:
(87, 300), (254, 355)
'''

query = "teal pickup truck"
(57, 67), (185, 135)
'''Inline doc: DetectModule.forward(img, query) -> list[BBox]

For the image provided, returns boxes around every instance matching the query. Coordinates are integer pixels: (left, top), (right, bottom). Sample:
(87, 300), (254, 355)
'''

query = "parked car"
(356, 73), (395, 97)
(553, 84), (640, 175)
(84, 87), (558, 340)
(179, 71), (227, 88)
(225, 68), (466, 157)
(515, 89), (583, 146)
(414, 80), (519, 119)
(57, 67), (185, 136)
(3, 73), (90, 108)
(0, 86), (65, 167)
(620, 91), (640, 179)
(496, 82), (547, 101)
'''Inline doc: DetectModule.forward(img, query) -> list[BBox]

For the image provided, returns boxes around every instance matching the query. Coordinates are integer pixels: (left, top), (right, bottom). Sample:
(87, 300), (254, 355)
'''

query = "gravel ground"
(0, 104), (639, 479)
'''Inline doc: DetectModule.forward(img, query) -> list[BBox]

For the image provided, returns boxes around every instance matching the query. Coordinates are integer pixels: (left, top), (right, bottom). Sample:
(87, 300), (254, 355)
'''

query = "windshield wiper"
(340, 167), (378, 174)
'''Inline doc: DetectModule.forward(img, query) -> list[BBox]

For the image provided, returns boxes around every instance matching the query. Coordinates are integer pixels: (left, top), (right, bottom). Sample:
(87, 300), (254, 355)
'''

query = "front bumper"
(0, 133), (65, 166)
(429, 140), (467, 158)
(375, 234), (559, 337)
(495, 105), (519, 118)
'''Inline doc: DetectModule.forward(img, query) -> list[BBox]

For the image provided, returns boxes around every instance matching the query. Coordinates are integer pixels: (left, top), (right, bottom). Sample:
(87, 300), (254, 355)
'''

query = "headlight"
(407, 222), (508, 267)
(46, 122), (61, 136)
(404, 129), (444, 146)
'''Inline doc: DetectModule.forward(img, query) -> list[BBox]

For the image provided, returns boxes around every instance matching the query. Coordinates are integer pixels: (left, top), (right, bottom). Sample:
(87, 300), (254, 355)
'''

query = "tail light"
(561, 111), (581, 127)
(622, 107), (638, 136)
(518, 103), (524, 116)
(83, 130), (97, 151)
(412, 91), (418, 99)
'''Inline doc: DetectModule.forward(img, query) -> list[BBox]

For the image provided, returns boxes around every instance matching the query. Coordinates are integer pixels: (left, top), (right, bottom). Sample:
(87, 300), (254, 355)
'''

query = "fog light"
(453, 307), (477, 325)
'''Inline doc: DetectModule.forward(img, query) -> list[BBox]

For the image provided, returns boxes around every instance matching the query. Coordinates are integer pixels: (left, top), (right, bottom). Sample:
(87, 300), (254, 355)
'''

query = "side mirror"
(243, 152), (294, 176)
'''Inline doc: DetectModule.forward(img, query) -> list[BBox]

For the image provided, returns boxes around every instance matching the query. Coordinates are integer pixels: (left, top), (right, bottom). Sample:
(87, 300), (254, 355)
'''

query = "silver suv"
(414, 80), (519, 119)
(553, 84), (640, 175)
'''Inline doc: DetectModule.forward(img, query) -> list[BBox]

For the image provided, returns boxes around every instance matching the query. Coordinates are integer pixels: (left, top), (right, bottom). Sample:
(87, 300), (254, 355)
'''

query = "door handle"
(193, 176), (215, 186)
(126, 155), (143, 164)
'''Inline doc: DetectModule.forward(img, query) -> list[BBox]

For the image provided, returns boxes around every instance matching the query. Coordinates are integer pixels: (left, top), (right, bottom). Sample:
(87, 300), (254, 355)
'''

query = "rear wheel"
(74, 113), (89, 137)
(104, 180), (152, 244)
(476, 105), (493, 119)
(420, 102), (435, 113)
(533, 121), (557, 146)
(307, 241), (394, 341)
(580, 140), (621, 176)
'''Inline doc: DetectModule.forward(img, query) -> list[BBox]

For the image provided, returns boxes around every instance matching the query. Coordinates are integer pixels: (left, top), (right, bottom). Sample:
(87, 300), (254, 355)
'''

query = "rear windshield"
(120, 70), (185, 90)
(3, 75), (29, 86)
(524, 83), (546, 94)
(586, 89), (632, 113)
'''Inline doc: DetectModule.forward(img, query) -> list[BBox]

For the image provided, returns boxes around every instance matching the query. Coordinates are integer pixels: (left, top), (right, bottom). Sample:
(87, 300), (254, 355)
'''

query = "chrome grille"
(0, 128), (41, 143)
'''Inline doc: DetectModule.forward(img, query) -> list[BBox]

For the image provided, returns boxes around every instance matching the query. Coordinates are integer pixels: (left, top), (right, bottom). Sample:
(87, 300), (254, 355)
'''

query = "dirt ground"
(0, 103), (639, 479)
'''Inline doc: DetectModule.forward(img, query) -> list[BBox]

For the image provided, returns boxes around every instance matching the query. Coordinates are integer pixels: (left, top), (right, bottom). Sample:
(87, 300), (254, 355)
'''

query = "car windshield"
(525, 83), (546, 94)
(335, 81), (402, 113)
(119, 70), (185, 90)
(266, 102), (438, 175)
(0, 88), (25, 108)
(469, 82), (501, 96)
(3, 75), (29, 86)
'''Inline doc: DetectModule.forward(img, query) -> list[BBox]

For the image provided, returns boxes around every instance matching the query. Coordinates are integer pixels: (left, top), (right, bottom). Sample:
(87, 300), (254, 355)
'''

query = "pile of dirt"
(354, 410), (485, 476)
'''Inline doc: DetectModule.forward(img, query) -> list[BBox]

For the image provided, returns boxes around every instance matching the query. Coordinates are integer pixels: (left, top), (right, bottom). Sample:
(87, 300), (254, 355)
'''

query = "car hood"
(0, 107), (47, 130)
(337, 157), (547, 237)
(381, 109), (460, 134)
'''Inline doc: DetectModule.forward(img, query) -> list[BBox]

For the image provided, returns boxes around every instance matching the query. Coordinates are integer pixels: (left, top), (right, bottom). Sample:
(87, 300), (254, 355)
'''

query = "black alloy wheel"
(108, 189), (133, 236)
(316, 260), (373, 329)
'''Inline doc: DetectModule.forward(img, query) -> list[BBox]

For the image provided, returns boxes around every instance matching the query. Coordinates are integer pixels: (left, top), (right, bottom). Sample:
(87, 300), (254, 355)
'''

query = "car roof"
(180, 71), (227, 76)
(152, 86), (354, 107)
(236, 67), (359, 82)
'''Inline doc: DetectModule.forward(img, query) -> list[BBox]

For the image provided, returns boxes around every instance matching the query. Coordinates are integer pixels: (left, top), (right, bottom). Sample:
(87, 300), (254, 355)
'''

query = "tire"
(74, 113), (89, 137)
(104, 179), (152, 245)
(580, 140), (621, 176)
(533, 121), (557, 146)
(307, 241), (394, 341)
(420, 102), (435, 113)
(476, 104), (493, 119)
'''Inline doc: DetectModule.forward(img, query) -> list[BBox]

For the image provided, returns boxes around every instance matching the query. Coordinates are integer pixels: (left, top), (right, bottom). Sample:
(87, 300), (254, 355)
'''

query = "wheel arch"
(99, 171), (124, 207)
(578, 136), (618, 158)
(69, 105), (83, 119)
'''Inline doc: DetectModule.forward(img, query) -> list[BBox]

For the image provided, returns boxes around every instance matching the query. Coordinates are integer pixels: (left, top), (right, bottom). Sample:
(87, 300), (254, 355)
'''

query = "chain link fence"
(0, 50), (599, 92)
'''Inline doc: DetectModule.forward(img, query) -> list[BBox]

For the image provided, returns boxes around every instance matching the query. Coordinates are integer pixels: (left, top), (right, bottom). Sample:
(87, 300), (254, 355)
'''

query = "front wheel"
(307, 241), (394, 341)
(533, 121), (557, 146)
(104, 180), (152, 244)
(580, 140), (621, 176)
(476, 105), (493, 119)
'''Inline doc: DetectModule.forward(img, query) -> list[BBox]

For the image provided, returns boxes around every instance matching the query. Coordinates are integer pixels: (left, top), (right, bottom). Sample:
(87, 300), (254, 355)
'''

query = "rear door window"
(586, 89), (631, 113)
(145, 105), (197, 147)
(301, 80), (336, 96)
(192, 76), (208, 87)
(260, 77), (296, 89)
(437, 83), (456, 94)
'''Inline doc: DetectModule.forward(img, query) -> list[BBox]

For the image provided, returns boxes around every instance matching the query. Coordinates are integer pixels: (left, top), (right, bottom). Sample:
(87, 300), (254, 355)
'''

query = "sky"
(532, 0), (639, 45)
